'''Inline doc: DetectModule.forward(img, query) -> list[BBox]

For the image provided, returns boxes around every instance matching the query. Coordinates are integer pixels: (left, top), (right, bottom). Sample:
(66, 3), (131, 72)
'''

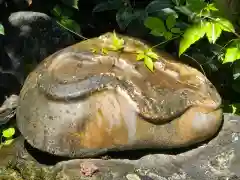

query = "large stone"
(0, 114), (239, 180)
(4, 11), (77, 73)
(0, 11), (76, 104)
(16, 32), (222, 158)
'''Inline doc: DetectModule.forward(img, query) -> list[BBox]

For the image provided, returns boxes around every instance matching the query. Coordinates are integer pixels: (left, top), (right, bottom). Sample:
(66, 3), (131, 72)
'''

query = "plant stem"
(151, 35), (182, 49)
(56, 21), (88, 40)
(183, 53), (206, 77)
(201, 38), (239, 65)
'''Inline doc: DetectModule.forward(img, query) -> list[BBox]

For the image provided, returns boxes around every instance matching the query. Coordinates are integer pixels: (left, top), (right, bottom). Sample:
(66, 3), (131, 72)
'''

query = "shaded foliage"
(1, 0), (240, 144)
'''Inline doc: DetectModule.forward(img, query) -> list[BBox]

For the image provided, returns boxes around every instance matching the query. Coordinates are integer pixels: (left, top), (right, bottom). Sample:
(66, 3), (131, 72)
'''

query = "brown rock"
(16, 32), (223, 157)
(80, 161), (99, 177)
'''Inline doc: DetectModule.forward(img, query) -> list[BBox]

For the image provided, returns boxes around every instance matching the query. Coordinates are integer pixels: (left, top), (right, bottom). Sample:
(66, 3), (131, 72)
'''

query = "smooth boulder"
(16, 32), (223, 157)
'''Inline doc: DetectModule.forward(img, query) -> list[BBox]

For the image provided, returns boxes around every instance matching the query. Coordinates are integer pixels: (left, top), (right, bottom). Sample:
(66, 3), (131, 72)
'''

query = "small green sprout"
(2, 127), (15, 138)
(110, 31), (125, 51)
(90, 47), (108, 55)
(136, 48), (159, 72)
(91, 47), (98, 53)
(0, 127), (16, 148)
(2, 139), (14, 146)
(101, 47), (108, 55)
(231, 104), (237, 114)
(90, 31), (159, 72)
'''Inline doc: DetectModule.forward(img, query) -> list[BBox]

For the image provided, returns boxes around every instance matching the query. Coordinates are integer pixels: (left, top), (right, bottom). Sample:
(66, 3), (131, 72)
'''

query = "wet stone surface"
(16, 32), (223, 158)
(0, 113), (239, 179)
(0, 11), (237, 180)
(0, 11), (76, 105)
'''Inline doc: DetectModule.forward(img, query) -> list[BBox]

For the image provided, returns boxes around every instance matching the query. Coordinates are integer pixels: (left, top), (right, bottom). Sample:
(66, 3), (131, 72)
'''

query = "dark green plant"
(0, 127), (15, 148)
(2, 0), (240, 116)
(43, 0), (240, 115)
(51, 4), (81, 35)
(93, 0), (147, 30)
(141, 0), (240, 114)
(0, 23), (4, 35)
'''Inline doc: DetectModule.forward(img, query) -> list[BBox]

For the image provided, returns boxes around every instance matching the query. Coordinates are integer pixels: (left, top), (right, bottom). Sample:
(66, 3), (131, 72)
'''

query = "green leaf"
(101, 48), (108, 55)
(215, 18), (235, 33)
(229, 103), (240, 115)
(136, 50), (157, 71)
(52, 4), (74, 19)
(93, 0), (123, 12)
(163, 31), (173, 40)
(91, 48), (98, 53)
(136, 53), (145, 61)
(231, 104), (237, 114)
(59, 18), (81, 34)
(60, 0), (79, 9)
(205, 22), (222, 44)
(2, 128), (15, 138)
(231, 40), (240, 49)
(144, 56), (154, 72)
(166, 15), (176, 29)
(133, 9), (148, 22)
(204, 3), (218, 12)
(116, 7), (137, 30)
(59, 19), (81, 34)
(172, 0), (186, 6)
(175, 6), (194, 17)
(116, 8), (147, 30)
(233, 61), (240, 80)
(0, 24), (4, 35)
(161, 8), (178, 18)
(186, 0), (207, 13)
(2, 139), (14, 146)
(145, 0), (174, 14)
(223, 103), (240, 115)
(51, 4), (62, 17)
(150, 29), (164, 37)
(223, 47), (240, 64)
(179, 22), (207, 56)
(163, 32), (173, 40)
(171, 27), (181, 33)
(146, 49), (159, 60)
(232, 79), (240, 94)
(144, 17), (166, 32)
(110, 31), (124, 50)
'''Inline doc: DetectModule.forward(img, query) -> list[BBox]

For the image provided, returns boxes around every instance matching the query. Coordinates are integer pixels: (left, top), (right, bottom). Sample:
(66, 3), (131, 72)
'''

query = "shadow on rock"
(24, 118), (224, 166)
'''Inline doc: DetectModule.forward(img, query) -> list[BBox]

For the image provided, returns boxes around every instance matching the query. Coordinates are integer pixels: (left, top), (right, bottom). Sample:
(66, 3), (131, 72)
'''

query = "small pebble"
(126, 173), (141, 180)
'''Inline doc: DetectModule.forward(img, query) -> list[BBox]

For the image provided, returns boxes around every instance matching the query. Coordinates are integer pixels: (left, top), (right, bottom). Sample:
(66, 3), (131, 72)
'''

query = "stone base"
(0, 113), (239, 180)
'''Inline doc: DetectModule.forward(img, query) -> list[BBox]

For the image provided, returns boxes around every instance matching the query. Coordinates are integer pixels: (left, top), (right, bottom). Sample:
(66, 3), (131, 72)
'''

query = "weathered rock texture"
(1, 11), (76, 104)
(16, 32), (222, 158)
(0, 114), (239, 180)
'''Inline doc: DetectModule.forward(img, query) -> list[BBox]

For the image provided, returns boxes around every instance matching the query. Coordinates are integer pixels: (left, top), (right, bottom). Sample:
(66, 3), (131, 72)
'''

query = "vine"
(89, 31), (160, 72)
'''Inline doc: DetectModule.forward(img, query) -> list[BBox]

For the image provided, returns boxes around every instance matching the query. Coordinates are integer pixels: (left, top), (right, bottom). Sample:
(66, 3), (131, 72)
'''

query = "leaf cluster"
(93, 0), (147, 30)
(90, 0), (240, 114)
(51, 4), (81, 34)
(179, 17), (235, 57)
(2, 0), (240, 115)
(144, 15), (181, 40)
(136, 49), (159, 72)
(0, 127), (15, 149)
(91, 31), (159, 72)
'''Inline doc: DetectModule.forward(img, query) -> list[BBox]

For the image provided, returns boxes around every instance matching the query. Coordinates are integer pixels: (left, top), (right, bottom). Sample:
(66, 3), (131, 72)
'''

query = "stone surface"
(0, 113), (239, 180)
(0, 137), (22, 167)
(4, 11), (77, 77)
(0, 94), (19, 125)
(0, 11), (76, 103)
(16, 32), (222, 158)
